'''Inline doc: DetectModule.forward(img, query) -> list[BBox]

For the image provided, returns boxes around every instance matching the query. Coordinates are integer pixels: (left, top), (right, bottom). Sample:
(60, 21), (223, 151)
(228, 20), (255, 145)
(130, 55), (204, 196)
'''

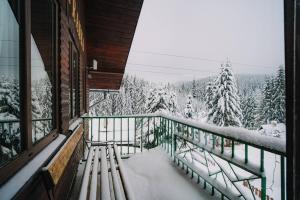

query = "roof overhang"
(85, 0), (143, 90)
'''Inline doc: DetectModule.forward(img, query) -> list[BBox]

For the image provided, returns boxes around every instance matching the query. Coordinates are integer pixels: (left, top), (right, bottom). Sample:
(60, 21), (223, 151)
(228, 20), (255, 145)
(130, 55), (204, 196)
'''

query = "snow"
(259, 122), (286, 139)
(123, 147), (216, 200)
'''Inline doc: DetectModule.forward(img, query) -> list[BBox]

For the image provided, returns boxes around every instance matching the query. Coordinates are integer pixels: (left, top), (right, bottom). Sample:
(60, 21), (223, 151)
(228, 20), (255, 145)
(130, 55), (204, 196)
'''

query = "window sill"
(0, 134), (66, 200)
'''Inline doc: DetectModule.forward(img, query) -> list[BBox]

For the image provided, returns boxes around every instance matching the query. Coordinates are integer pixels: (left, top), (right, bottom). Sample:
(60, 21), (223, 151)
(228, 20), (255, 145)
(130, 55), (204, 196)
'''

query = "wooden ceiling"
(86, 0), (143, 90)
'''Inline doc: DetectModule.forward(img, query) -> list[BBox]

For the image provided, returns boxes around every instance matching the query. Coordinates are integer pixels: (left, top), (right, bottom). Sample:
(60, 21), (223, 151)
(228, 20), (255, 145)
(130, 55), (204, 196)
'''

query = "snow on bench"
(79, 145), (135, 200)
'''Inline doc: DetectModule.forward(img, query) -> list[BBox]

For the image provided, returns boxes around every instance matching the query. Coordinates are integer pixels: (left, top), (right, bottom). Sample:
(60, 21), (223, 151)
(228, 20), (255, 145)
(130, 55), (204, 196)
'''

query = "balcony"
(72, 113), (286, 200)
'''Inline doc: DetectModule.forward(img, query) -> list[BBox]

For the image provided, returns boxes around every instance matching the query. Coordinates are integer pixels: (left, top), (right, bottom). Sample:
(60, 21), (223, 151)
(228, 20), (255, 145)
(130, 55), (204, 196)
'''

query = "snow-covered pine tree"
(260, 66), (286, 124)
(205, 81), (215, 111)
(192, 79), (197, 98)
(207, 60), (243, 127)
(273, 66), (285, 123)
(260, 77), (276, 124)
(241, 94), (258, 129)
(145, 88), (169, 113)
(168, 92), (178, 115)
(184, 95), (194, 119)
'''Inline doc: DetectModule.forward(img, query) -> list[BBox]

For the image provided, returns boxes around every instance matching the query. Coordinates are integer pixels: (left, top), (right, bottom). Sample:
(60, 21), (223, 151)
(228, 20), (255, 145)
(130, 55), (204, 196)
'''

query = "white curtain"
(0, 0), (19, 79)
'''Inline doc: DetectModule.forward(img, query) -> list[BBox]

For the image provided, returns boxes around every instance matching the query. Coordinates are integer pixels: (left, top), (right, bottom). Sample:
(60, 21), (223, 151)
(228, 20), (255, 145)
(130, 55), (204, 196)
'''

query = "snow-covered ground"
(124, 147), (217, 200)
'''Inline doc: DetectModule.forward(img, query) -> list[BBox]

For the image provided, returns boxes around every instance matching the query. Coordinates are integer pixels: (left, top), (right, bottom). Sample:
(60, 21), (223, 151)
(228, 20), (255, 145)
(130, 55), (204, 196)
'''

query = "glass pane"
(31, 0), (54, 143)
(0, 0), (21, 167)
(70, 45), (79, 119)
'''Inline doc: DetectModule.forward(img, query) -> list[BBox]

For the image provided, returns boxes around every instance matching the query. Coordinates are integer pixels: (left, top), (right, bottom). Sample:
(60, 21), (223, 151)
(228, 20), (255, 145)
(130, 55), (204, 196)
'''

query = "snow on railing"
(160, 113), (286, 155)
(82, 112), (286, 155)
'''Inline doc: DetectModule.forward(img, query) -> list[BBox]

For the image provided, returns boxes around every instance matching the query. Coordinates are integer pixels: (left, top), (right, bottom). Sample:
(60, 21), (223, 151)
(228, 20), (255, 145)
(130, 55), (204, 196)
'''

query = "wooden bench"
(42, 125), (83, 198)
(78, 144), (135, 200)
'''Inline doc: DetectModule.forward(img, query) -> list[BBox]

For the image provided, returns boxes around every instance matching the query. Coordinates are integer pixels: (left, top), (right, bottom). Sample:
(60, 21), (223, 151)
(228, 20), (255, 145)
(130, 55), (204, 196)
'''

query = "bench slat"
(90, 147), (99, 200)
(79, 147), (94, 200)
(100, 146), (111, 200)
(108, 145), (124, 200)
(113, 145), (135, 200)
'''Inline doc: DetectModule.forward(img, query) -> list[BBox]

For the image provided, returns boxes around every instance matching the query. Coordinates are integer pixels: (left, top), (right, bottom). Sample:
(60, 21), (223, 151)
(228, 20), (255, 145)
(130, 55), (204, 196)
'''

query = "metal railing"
(81, 113), (286, 200)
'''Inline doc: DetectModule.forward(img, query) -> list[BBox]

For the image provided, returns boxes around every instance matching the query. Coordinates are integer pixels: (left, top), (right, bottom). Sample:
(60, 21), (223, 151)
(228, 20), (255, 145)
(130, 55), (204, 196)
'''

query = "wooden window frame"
(0, 0), (59, 186)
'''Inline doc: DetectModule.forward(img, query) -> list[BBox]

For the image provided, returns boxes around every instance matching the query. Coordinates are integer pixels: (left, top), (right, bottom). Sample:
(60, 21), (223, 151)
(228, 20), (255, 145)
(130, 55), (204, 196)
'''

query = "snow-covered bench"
(79, 144), (135, 200)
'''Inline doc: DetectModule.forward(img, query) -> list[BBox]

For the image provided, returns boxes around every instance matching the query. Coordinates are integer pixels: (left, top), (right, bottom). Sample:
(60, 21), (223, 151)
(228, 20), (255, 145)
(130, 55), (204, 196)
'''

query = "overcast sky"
(125, 0), (285, 83)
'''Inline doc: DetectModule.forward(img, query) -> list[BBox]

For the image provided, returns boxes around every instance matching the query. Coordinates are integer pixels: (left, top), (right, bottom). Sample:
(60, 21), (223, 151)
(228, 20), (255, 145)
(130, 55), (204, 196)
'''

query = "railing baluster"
(141, 118), (143, 152)
(231, 140), (235, 158)
(91, 118), (93, 142)
(281, 155), (286, 200)
(147, 117), (150, 147)
(221, 137), (224, 154)
(167, 119), (170, 153)
(260, 149), (264, 172)
(98, 118), (100, 142)
(121, 118), (123, 154)
(113, 118), (115, 143)
(128, 117), (130, 154)
(245, 144), (248, 164)
(134, 117), (136, 153)
(105, 118), (108, 142)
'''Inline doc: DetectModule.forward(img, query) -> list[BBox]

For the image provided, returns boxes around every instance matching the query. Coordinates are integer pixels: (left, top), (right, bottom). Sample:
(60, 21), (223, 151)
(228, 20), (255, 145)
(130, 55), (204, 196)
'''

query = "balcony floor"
(124, 147), (216, 200)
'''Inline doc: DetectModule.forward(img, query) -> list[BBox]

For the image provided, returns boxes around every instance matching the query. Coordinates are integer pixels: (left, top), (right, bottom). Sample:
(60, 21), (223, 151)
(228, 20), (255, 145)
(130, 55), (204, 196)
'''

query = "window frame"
(69, 39), (80, 121)
(0, 0), (59, 185)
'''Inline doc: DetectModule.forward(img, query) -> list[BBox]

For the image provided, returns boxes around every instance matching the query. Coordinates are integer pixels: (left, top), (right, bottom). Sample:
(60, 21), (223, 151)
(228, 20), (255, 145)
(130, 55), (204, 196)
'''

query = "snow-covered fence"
(81, 113), (286, 200)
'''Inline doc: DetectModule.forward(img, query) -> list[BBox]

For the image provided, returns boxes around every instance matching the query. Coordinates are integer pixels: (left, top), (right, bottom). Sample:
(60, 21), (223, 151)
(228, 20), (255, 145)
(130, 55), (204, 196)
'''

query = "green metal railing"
(81, 113), (286, 200)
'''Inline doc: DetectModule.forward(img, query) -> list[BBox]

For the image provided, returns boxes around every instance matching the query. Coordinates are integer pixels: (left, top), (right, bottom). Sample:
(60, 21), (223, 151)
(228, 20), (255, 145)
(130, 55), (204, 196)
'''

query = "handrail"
(81, 113), (286, 155)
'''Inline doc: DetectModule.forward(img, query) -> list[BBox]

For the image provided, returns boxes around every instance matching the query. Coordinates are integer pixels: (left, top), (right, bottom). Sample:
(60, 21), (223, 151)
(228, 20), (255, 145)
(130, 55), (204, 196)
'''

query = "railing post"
(159, 117), (162, 146)
(91, 118), (93, 142)
(128, 117), (130, 154)
(221, 137), (224, 154)
(245, 144), (248, 164)
(134, 117), (136, 153)
(231, 140), (235, 158)
(172, 134), (177, 161)
(281, 155), (286, 200)
(98, 118), (101, 142)
(261, 174), (266, 200)
(120, 118), (123, 154)
(141, 118), (143, 152)
(105, 118), (108, 142)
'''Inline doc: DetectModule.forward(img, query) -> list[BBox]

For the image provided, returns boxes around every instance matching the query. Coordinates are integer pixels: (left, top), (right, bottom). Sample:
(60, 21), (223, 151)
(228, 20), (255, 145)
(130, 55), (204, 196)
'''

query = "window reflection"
(0, 0), (21, 166)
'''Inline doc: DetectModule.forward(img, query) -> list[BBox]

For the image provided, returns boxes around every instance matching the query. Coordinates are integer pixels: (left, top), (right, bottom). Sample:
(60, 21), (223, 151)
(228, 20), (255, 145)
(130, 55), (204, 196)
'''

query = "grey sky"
(125, 0), (285, 83)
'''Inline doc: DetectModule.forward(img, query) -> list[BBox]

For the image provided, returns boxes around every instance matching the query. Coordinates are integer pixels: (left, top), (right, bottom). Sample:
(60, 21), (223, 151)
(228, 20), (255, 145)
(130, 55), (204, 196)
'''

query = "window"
(31, 0), (55, 143)
(69, 41), (79, 119)
(0, 0), (58, 184)
(0, 0), (21, 167)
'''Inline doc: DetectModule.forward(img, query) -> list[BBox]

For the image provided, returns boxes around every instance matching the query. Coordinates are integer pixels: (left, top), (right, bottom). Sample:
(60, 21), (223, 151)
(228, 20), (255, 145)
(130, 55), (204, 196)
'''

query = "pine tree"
(260, 66), (286, 124)
(273, 66), (285, 123)
(241, 95), (258, 129)
(184, 95), (194, 119)
(145, 88), (169, 113)
(260, 77), (276, 124)
(207, 60), (243, 127)
(192, 79), (197, 98)
(205, 81), (215, 111)
(168, 92), (178, 115)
